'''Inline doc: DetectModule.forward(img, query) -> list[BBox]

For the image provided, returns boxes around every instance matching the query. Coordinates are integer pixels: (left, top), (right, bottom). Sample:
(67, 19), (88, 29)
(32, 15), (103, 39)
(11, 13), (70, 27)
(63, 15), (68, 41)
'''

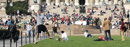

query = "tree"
(5, 1), (30, 15)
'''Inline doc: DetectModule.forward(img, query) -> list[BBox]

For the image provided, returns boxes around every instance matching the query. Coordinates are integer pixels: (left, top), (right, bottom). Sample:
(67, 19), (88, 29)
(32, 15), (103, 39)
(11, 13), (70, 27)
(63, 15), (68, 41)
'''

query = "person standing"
(103, 18), (112, 41)
(26, 23), (32, 37)
(33, 10), (53, 44)
(8, 20), (17, 42)
(120, 19), (125, 41)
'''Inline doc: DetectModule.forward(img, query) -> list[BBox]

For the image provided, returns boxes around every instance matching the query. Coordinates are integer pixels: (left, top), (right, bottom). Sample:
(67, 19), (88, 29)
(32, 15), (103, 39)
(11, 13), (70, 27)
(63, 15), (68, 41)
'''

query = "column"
(46, 0), (50, 5)
(37, 0), (41, 4)
(123, 0), (127, 4)
(74, 0), (79, 5)
(55, 0), (60, 5)
(89, 0), (93, 5)
(70, 0), (72, 4)
(85, 0), (89, 5)
(95, 0), (99, 5)
(114, 0), (118, 4)
(65, 0), (69, 5)
(105, 0), (108, 4)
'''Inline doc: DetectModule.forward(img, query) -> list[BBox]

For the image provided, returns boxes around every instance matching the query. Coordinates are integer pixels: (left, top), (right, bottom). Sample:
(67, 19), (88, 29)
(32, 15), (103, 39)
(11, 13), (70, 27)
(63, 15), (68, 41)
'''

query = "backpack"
(9, 24), (16, 33)
(123, 25), (127, 32)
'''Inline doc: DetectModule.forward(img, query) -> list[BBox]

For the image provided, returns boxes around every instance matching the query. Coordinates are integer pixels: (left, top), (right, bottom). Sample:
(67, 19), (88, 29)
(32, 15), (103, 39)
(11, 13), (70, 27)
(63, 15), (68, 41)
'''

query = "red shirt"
(99, 36), (106, 40)
(88, 10), (90, 12)
(61, 18), (64, 21)
(120, 22), (125, 30)
(33, 19), (36, 21)
(53, 18), (56, 21)
(76, 14), (78, 16)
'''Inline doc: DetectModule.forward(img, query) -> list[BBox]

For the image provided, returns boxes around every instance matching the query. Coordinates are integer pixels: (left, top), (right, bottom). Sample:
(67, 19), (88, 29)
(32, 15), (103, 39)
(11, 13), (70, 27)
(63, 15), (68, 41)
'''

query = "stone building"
(28, 0), (130, 6)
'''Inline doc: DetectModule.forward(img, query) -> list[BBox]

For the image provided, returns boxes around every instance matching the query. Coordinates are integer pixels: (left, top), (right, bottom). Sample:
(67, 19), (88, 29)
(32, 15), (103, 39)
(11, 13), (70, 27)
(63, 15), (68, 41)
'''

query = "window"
(118, 0), (120, 1)
(109, 0), (111, 1)
(127, 0), (130, 2)
(34, 0), (37, 3)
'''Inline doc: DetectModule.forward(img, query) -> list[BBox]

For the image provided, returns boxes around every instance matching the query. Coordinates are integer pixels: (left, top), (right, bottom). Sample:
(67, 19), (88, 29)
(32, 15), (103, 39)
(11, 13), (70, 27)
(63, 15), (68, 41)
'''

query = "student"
(84, 30), (92, 38)
(8, 20), (17, 42)
(84, 30), (88, 37)
(103, 18), (112, 41)
(94, 36), (106, 41)
(58, 31), (68, 41)
(33, 10), (53, 44)
(120, 19), (125, 41)
(26, 23), (32, 37)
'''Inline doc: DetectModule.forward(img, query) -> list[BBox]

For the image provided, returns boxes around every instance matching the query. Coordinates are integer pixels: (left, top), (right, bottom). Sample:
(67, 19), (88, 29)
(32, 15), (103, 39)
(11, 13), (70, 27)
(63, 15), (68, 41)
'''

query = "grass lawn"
(22, 36), (130, 47)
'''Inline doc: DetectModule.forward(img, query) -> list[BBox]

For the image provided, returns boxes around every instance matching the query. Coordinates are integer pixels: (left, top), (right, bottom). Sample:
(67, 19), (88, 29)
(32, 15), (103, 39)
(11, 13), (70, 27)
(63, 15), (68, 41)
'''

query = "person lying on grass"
(57, 31), (68, 41)
(94, 36), (114, 41)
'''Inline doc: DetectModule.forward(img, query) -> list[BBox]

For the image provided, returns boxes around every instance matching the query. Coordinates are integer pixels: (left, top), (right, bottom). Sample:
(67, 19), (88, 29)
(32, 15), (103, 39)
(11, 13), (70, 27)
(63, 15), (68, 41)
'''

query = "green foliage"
(5, 1), (29, 15)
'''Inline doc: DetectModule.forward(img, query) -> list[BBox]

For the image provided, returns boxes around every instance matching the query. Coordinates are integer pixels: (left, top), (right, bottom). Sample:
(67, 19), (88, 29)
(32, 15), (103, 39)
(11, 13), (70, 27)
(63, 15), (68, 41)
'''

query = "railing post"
(29, 32), (31, 43)
(25, 34), (27, 44)
(21, 31), (23, 46)
(3, 33), (5, 47)
(16, 40), (17, 47)
(10, 34), (12, 47)
(33, 30), (34, 43)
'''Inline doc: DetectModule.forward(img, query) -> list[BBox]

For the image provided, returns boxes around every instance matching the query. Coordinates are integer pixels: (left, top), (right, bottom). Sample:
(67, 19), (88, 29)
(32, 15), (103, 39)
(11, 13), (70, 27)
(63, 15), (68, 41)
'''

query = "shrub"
(0, 29), (19, 39)
(5, 1), (30, 15)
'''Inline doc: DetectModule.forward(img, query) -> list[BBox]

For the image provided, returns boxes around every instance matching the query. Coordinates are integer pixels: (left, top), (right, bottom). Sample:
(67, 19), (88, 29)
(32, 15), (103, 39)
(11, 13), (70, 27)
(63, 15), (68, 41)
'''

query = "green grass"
(22, 36), (130, 47)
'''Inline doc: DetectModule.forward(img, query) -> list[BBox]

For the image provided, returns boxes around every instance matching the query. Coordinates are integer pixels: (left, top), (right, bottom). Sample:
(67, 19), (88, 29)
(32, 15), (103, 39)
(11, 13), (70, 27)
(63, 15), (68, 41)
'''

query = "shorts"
(37, 25), (48, 33)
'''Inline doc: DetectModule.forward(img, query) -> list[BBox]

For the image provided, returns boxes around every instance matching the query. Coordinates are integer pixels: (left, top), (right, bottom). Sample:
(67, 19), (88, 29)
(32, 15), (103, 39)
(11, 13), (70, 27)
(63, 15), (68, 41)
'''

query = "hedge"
(0, 29), (19, 39)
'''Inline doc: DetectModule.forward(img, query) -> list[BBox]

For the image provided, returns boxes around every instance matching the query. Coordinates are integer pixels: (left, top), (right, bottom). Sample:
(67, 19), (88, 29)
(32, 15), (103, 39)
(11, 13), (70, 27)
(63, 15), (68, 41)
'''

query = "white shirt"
(84, 32), (88, 37)
(62, 32), (68, 41)
(27, 25), (32, 31)
(36, 13), (47, 25)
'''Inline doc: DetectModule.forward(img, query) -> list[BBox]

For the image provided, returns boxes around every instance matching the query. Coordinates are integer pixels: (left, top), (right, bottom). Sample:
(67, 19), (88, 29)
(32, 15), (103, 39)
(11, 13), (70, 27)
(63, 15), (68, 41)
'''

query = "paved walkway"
(0, 36), (49, 47)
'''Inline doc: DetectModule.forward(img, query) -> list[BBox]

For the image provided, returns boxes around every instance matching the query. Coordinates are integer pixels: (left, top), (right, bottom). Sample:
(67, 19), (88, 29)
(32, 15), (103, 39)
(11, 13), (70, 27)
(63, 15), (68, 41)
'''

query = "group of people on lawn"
(32, 10), (126, 45)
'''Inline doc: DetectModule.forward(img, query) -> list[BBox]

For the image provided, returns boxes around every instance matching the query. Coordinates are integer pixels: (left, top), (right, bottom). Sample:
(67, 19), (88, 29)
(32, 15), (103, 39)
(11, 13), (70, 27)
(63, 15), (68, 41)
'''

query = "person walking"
(120, 19), (125, 41)
(103, 18), (112, 41)
(33, 10), (53, 44)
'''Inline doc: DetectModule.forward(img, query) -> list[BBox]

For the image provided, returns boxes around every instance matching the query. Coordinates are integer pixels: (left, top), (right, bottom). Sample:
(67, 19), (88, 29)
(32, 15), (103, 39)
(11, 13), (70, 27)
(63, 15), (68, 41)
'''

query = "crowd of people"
(0, 2), (130, 45)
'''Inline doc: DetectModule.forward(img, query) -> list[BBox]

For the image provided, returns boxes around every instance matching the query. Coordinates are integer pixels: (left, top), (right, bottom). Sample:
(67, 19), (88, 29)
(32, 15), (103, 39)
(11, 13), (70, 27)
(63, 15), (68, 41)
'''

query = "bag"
(123, 25), (127, 32)
(14, 31), (19, 42)
(9, 24), (16, 33)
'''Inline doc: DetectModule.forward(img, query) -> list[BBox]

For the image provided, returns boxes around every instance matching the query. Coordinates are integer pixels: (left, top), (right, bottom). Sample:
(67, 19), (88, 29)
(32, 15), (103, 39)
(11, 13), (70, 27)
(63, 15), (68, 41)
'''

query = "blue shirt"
(8, 21), (11, 25)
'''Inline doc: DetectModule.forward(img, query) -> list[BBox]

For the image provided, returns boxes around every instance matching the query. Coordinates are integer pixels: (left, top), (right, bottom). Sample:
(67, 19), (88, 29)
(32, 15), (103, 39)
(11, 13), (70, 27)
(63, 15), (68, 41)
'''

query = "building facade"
(28, 0), (130, 6)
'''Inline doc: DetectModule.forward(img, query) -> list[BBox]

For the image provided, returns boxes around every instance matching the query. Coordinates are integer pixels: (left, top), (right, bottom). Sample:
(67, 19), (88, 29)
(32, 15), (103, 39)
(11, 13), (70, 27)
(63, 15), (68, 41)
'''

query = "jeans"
(67, 25), (69, 30)
(87, 34), (92, 37)
(32, 30), (35, 37)
(105, 30), (112, 40)
(27, 30), (31, 37)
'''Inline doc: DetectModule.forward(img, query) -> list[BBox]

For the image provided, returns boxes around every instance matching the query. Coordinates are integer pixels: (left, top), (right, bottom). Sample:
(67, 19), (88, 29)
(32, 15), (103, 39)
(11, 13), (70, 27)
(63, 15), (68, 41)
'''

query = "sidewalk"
(0, 36), (49, 47)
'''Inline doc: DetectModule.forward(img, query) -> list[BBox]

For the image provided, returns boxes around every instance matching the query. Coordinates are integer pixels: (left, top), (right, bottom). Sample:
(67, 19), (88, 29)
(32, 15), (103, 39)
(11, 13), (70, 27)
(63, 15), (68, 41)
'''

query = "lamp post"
(10, 2), (13, 21)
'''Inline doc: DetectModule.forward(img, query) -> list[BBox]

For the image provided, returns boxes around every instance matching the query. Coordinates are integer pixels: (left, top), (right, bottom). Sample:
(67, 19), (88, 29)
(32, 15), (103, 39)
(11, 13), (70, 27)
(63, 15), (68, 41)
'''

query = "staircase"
(45, 24), (101, 36)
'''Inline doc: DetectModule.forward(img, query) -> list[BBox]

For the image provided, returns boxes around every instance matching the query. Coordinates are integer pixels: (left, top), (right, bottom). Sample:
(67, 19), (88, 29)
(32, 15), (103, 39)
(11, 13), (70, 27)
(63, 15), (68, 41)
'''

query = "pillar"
(95, 0), (99, 5)
(65, 0), (69, 5)
(75, 0), (79, 5)
(89, 0), (93, 5)
(105, 0), (108, 4)
(46, 0), (50, 5)
(114, 0), (118, 4)
(55, 0), (60, 5)
(85, 0), (89, 5)
(29, 0), (34, 6)
(123, 0), (127, 4)
(37, 0), (41, 4)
